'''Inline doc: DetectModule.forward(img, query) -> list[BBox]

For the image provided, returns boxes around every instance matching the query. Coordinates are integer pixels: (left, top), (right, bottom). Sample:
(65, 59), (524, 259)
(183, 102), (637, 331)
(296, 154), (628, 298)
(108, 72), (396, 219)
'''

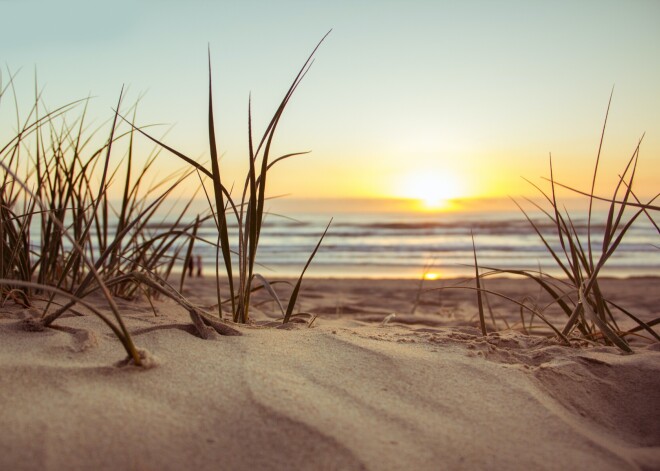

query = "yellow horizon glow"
(395, 171), (467, 212)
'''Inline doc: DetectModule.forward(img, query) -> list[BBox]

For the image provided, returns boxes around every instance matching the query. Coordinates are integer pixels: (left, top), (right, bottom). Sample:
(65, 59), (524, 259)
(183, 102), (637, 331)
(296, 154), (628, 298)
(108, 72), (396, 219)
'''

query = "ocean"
(186, 208), (659, 279)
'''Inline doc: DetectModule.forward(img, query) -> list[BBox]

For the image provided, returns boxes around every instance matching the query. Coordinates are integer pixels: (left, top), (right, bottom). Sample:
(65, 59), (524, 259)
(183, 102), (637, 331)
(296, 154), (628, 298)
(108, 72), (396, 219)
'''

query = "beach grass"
(448, 99), (659, 351)
(125, 32), (332, 324)
(0, 78), (216, 364)
(0, 35), (330, 365)
(1, 35), (333, 365)
(2, 39), (657, 366)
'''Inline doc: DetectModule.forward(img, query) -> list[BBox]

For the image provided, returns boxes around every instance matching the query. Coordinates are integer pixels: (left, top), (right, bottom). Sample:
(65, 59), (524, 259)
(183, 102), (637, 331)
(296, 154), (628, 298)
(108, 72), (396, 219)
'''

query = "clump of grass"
(1, 33), (334, 363)
(0, 75), (217, 364)
(445, 98), (659, 351)
(128, 33), (332, 324)
(1, 82), (197, 292)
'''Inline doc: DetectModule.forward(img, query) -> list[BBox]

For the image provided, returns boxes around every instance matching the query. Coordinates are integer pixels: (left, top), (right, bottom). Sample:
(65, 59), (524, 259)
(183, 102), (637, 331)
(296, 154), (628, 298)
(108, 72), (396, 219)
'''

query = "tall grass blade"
(587, 88), (614, 270)
(283, 219), (331, 324)
(471, 231), (487, 335)
(206, 48), (237, 319)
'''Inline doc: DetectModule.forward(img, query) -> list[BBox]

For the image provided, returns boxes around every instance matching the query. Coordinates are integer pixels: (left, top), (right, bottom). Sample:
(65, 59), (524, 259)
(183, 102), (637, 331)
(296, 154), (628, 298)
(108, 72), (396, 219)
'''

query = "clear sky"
(2, 0), (659, 212)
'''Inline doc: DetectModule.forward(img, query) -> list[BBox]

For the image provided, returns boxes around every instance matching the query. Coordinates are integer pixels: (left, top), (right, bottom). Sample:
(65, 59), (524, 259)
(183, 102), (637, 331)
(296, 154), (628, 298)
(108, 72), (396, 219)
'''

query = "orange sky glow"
(2, 1), (658, 215)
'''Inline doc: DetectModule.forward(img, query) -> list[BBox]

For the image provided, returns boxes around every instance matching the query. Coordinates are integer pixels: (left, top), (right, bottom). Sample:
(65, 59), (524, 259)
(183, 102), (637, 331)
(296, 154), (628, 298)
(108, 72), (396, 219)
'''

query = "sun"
(397, 171), (465, 211)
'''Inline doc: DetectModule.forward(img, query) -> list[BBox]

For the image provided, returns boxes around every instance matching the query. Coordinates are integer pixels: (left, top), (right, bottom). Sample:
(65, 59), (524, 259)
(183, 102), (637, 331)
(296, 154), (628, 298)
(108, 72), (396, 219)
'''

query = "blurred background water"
(179, 208), (659, 279)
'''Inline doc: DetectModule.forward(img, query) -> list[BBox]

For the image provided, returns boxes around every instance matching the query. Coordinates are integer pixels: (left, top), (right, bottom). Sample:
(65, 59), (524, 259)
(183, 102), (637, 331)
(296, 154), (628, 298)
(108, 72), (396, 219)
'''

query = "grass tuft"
(436, 99), (658, 351)
(124, 32), (332, 324)
(0, 75), (220, 363)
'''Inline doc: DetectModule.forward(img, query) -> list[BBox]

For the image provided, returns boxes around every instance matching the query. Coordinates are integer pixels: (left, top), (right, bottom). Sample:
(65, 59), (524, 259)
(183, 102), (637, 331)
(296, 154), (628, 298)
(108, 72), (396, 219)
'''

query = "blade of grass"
(471, 231), (487, 336)
(206, 47), (237, 319)
(283, 219), (332, 324)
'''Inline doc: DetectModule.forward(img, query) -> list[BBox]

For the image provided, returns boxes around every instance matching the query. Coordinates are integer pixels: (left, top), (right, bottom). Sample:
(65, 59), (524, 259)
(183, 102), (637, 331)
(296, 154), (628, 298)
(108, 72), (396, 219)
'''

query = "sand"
(1, 276), (659, 470)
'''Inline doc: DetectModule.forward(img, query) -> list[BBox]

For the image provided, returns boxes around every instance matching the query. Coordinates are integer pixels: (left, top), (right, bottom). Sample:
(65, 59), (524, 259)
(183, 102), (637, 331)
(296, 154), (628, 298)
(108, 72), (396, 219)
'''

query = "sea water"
(33, 206), (658, 279)
(186, 209), (659, 279)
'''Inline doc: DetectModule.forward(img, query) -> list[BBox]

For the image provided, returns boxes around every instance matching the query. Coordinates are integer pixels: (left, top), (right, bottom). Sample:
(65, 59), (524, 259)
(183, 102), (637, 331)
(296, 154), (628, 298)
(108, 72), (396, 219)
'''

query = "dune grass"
(0, 34), (330, 365)
(1, 35), (332, 365)
(0, 77), (220, 364)
(126, 33), (332, 324)
(446, 100), (659, 351)
(4, 35), (655, 367)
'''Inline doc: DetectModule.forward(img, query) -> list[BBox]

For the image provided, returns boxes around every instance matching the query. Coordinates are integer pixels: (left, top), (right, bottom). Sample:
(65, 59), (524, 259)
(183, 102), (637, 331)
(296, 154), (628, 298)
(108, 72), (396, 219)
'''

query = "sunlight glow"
(423, 272), (439, 281)
(397, 171), (466, 211)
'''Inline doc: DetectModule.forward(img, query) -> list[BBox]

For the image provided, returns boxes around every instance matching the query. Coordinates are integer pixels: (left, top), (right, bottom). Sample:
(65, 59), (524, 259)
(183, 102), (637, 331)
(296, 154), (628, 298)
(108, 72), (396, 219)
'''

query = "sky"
(2, 0), (659, 212)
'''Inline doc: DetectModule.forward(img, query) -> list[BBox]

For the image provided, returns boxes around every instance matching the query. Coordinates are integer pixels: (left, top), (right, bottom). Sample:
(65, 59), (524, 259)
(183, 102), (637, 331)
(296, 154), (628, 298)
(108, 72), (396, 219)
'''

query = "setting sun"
(397, 171), (466, 211)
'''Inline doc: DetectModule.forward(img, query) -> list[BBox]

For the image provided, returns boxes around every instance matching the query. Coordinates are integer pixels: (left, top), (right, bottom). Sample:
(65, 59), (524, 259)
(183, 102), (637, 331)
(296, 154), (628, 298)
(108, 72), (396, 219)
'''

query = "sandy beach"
(3, 2), (660, 469)
(1, 276), (658, 471)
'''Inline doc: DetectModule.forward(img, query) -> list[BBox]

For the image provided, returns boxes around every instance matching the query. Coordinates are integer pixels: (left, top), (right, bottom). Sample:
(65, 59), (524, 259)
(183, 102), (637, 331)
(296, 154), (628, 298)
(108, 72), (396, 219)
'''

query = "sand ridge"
(0, 277), (659, 470)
